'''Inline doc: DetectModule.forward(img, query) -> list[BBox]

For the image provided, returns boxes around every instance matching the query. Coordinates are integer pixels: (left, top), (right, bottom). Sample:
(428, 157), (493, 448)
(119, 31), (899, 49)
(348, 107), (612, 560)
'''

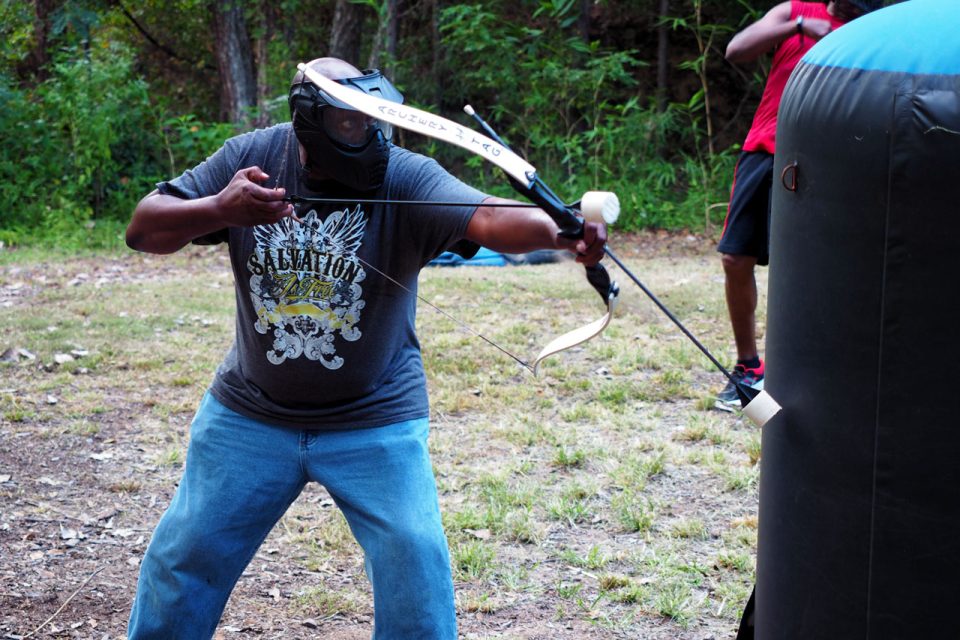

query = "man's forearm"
(725, 2), (794, 63)
(465, 198), (561, 254)
(125, 192), (226, 255)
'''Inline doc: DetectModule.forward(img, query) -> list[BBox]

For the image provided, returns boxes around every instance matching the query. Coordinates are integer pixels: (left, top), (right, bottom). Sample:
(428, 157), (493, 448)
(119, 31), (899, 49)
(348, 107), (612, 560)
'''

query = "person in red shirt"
(715, 0), (880, 407)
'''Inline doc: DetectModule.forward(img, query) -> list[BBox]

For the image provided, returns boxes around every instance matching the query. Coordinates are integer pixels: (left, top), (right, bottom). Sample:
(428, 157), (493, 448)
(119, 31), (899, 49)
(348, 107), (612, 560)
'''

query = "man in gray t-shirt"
(124, 57), (606, 639)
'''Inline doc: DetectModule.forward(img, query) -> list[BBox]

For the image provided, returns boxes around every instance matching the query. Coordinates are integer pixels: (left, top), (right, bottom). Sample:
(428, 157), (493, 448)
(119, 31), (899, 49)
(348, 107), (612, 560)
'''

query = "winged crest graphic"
(248, 206), (367, 369)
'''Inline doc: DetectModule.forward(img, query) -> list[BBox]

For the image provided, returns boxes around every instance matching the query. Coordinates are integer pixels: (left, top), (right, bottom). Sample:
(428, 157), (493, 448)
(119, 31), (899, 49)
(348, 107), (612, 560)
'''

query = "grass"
(0, 238), (764, 638)
(453, 539), (497, 581)
(295, 586), (367, 617)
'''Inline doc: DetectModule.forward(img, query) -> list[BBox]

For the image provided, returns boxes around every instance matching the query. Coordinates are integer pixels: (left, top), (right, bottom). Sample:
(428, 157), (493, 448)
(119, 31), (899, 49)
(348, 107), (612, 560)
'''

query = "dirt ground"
(0, 231), (750, 640)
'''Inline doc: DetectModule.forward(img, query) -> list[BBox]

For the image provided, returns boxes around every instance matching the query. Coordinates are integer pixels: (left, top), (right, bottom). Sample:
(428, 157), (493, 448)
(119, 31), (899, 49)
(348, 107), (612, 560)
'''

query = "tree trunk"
(385, 0), (399, 71)
(579, 0), (591, 44)
(431, 0), (442, 107)
(693, 0), (715, 157)
(367, 0), (399, 75)
(16, 0), (61, 82)
(656, 0), (669, 114)
(254, 1), (276, 128)
(329, 0), (365, 66)
(212, 0), (257, 125)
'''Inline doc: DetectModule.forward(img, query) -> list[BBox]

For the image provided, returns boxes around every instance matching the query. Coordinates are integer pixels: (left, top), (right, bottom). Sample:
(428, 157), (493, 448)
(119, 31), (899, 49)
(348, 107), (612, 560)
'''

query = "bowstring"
(354, 254), (534, 373)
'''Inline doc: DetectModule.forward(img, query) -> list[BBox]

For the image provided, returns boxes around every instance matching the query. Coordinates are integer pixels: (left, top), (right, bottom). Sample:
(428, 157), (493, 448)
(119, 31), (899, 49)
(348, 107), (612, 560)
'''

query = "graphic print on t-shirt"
(246, 206), (367, 369)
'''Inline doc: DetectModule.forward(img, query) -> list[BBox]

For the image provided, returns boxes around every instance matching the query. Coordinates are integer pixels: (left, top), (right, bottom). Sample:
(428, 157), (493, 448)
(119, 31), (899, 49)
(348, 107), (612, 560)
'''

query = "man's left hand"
(557, 220), (607, 266)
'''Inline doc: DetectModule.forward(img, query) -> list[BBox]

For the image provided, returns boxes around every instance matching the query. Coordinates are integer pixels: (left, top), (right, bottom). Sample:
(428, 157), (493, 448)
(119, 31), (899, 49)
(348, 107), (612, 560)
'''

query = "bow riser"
(508, 171), (618, 309)
(508, 176), (584, 238)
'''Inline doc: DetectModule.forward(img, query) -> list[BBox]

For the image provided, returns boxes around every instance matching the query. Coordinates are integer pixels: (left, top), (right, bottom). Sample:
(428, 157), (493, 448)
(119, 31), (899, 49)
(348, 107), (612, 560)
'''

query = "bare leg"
(721, 252), (759, 362)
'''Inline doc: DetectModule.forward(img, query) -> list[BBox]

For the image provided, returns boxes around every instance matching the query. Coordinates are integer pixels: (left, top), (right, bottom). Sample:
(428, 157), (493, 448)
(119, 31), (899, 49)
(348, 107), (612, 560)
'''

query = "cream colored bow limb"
(532, 288), (618, 375)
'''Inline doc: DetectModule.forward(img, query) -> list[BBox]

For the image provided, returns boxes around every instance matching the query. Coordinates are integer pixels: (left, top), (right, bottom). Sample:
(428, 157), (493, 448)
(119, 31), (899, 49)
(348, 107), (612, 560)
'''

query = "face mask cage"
(288, 68), (403, 150)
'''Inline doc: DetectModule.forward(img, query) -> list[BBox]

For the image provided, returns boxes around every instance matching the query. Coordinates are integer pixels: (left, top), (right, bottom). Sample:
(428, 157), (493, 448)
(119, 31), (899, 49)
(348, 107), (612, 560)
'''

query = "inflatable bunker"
(757, 0), (960, 637)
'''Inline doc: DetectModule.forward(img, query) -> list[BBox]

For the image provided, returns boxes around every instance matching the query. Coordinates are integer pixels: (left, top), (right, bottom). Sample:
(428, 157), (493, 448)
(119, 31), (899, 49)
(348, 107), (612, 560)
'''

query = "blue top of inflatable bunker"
(803, 0), (960, 75)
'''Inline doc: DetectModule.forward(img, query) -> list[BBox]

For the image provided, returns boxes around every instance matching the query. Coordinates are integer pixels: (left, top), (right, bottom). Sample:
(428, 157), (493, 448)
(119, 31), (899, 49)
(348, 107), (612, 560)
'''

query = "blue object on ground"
(429, 247), (508, 267)
(428, 248), (565, 267)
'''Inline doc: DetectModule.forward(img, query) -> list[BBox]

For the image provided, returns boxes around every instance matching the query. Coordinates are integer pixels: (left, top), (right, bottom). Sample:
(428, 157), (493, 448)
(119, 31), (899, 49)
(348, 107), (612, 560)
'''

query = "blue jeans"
(128, 393), (456, 639)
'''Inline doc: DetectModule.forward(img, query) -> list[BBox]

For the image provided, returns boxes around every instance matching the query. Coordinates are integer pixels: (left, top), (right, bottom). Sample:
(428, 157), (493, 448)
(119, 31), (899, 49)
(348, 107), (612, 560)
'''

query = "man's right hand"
(214, 166), (295, 227)
(126, 166), (297, 255)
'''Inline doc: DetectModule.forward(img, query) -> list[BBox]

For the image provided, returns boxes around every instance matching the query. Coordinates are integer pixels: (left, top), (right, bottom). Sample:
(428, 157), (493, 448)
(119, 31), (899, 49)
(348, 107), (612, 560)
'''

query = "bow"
(297, 63), (619, 373)
(296, 64), (785, 426)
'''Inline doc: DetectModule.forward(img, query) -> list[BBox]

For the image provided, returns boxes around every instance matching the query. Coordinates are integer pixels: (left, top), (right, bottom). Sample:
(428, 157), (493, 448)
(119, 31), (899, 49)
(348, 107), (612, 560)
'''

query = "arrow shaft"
(603, 246), (737, 386)
(286, 196), (543, 208)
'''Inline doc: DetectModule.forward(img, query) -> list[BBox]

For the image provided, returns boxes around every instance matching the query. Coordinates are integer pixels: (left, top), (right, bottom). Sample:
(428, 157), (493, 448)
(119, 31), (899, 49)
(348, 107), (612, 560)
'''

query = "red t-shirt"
(742, 1), (846, 154)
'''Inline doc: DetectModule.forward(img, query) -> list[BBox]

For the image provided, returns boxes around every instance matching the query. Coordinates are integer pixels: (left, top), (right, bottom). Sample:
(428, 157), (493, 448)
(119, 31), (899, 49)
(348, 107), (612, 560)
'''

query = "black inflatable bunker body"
(758, 1), (960, 638)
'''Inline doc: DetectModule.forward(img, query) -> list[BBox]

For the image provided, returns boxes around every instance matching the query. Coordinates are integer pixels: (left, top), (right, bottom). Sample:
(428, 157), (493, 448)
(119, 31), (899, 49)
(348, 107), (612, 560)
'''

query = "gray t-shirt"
(158, 123), (486, 429)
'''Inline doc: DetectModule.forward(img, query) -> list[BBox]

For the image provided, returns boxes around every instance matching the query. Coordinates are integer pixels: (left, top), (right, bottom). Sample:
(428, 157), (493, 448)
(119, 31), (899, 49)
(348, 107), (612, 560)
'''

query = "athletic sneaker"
(716, 361), (765, 407)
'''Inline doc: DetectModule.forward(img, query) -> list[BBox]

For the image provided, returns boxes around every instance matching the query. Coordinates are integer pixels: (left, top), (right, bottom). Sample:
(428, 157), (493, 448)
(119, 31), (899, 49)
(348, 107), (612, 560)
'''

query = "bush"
(0, 41), (234, 249)
(433, 2), (733, 232)
(0, 0), (740, 247)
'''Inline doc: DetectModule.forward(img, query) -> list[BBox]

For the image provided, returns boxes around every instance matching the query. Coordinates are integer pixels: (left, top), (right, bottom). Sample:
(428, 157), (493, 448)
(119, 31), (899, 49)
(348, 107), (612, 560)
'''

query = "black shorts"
(717, 151), (774, 266)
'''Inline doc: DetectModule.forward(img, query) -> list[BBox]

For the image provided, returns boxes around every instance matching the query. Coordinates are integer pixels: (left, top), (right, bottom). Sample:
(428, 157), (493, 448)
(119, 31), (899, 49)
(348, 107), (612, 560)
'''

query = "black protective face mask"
(289, 69), (404, 193)
(293, 113), (392, 193)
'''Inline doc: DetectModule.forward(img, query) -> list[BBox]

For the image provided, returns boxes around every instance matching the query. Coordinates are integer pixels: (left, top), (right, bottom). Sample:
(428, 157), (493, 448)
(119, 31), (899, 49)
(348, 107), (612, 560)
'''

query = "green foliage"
(159, 114), (237, 178)
(0, 40), (234, 249)
(0, 1), (34, 72)
(45, 45), (153, 229)
(0, 43), (148, 247)
(435, 1), (734, 231)
(0, 0), (772, 246)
